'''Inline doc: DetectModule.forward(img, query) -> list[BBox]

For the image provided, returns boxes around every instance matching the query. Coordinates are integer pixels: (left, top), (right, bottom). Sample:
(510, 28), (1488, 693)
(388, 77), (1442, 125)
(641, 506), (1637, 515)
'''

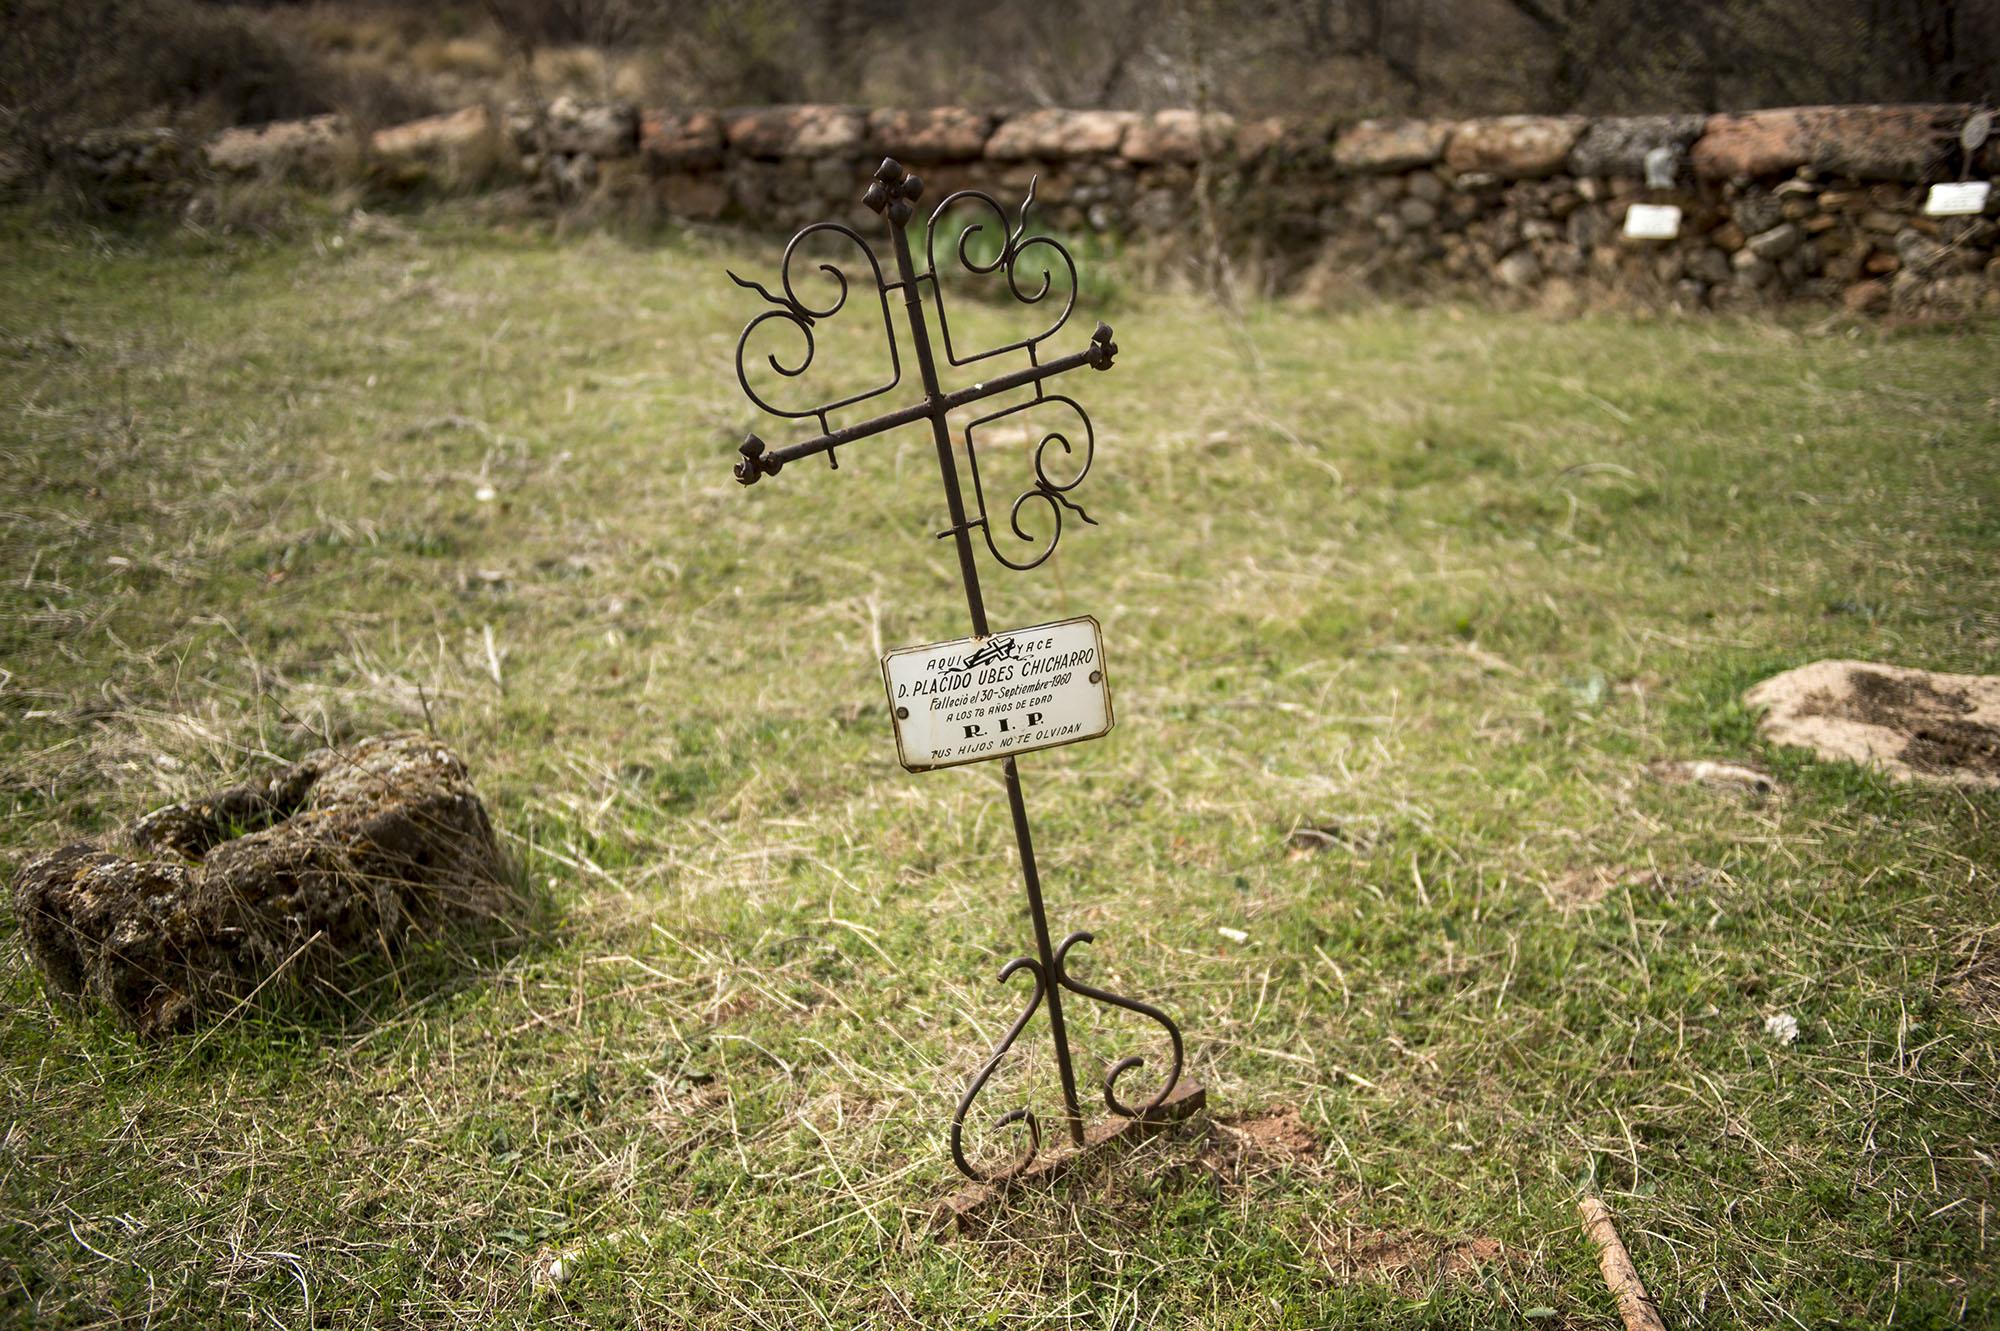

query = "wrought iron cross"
(728, 158), (1188, 1180)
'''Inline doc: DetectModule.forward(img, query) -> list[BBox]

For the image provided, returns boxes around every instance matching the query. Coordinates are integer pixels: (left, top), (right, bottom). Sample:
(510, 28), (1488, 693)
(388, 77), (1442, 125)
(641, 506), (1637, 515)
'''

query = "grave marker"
(726, 159), (1197, 1181)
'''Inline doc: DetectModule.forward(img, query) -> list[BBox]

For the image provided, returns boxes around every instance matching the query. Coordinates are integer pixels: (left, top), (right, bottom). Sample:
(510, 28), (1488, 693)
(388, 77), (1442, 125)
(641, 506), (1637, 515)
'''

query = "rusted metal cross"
(728, 157), (1187, 1182)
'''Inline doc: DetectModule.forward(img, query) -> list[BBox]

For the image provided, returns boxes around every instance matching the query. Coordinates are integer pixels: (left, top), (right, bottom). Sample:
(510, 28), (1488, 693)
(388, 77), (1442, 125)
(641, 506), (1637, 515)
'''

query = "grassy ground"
(1, 207), (1997, 1329)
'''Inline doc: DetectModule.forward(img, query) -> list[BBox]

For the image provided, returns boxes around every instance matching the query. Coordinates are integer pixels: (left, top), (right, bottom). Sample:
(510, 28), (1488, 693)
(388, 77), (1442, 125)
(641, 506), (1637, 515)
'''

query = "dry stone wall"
(60, 99), (2000, 315)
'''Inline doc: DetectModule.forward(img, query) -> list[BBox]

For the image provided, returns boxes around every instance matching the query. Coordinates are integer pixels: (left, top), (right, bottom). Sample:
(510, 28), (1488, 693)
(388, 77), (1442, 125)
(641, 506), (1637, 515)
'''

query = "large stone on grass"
(1332, 119), (1450, 172)
(10, 733), (513, 1037)
(1744, 661), (2000, 788)
(1444, 116), (1587, 178)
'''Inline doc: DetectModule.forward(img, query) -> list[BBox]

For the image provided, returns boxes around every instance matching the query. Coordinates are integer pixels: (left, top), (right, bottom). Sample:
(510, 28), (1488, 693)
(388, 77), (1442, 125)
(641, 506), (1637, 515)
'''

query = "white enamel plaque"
(1622, 203), (1683, 240)
(881, 616), (1113, 771)
(1924, 181), (1991, 217)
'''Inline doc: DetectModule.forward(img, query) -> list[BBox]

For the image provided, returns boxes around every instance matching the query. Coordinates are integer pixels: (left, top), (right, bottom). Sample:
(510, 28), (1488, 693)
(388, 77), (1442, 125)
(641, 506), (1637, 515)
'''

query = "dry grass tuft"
(1309, 1223), (1519, 1296)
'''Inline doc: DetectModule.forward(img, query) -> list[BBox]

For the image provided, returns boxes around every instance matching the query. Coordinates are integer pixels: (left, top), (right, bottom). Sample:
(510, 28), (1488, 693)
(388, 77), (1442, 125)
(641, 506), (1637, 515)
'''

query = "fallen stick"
(1578, 1195), (1667, 1331)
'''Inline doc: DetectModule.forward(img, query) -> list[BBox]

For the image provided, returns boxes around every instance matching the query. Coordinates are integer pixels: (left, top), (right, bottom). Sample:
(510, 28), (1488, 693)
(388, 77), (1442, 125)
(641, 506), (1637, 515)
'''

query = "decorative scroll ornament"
(961, 391), (1100, 571)
(728, 162), (1116, 571)
(952, 933), (1186, 1181)
(728, 222), (902, 470)
(924, 178), (1081, 369)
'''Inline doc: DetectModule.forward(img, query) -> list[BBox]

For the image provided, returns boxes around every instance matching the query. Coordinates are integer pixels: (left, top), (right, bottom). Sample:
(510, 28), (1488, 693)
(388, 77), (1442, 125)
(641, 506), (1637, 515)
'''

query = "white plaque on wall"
(1622, 203), (1683, 240)
(1923, 181), (1992, 217)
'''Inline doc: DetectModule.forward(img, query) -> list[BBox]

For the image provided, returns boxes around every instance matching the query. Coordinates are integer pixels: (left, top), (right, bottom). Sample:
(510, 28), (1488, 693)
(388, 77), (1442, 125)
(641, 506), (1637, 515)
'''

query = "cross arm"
(734, 322), (1118, 485)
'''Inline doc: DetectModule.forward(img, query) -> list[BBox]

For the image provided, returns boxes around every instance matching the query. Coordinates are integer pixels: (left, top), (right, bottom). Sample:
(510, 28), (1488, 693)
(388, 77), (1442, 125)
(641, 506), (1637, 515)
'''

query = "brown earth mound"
(10, 733), (513, 1037)
(1744, 660), (2000, 789)
(1199, 1104), (1323, 1184)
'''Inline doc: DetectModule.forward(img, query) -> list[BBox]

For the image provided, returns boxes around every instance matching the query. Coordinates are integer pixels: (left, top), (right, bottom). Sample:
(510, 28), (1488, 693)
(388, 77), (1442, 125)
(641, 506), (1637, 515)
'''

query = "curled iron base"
(951, 932), (1184, 1182)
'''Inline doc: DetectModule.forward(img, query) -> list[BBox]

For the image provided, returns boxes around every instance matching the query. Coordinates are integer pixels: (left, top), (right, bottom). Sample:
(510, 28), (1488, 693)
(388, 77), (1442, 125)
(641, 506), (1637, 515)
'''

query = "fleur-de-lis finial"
(734, 432), (779, 486)
(862, 158), (925, 224)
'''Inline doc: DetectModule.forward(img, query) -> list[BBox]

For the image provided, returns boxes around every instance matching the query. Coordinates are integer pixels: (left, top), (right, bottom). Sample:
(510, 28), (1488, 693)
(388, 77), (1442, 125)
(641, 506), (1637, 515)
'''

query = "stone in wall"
(1808, 105), (1969, 182)
(1235, 116), (1291, 161)
(642, 111), (725, 172)
(726, 105), (863, 159)
(1495, 248), (1542, 288)
(985, 109), (1138, 159)
(57, 129), (196, 207)
(1745, 221), (1802, 259)
(537, 151), (597, 199)
(510, 96), (639, 159)
(1332, 119), (1451, 172)
(1900, 269), (1992, 317)
(1122, 110), (1236, 164)
(657, 172), (729, 220)
(1568, 115), (1706, 178)
(64, 128), (188, 179)
(1445, 116), (1587, 178)
(1691, 108), (1813, 178)
(1692, 104), (1975, 181)
(372, 106), (495, 164)
(866, 108), (993, 160)
(1842, 278), (1891, 313)
(789, 106), (867, 156)
(206, 115), (347, 177)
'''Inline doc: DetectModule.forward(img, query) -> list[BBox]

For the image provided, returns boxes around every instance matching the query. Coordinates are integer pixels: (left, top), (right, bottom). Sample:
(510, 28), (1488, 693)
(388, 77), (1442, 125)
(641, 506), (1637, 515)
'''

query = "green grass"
(1, 206), (1997, 1328)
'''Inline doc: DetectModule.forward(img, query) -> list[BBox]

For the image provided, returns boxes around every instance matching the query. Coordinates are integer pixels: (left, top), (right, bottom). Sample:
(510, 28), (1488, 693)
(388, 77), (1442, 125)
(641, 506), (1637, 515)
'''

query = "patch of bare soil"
(1199, 1105), (1322, 1183)
(1952, 950), (2000, 1025)
(1310, 1223), (1515, 1294)
(1545, 866), (1623, 914)
(1543, 865), (1718, 915)
(1745, 660), (2000, 788)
